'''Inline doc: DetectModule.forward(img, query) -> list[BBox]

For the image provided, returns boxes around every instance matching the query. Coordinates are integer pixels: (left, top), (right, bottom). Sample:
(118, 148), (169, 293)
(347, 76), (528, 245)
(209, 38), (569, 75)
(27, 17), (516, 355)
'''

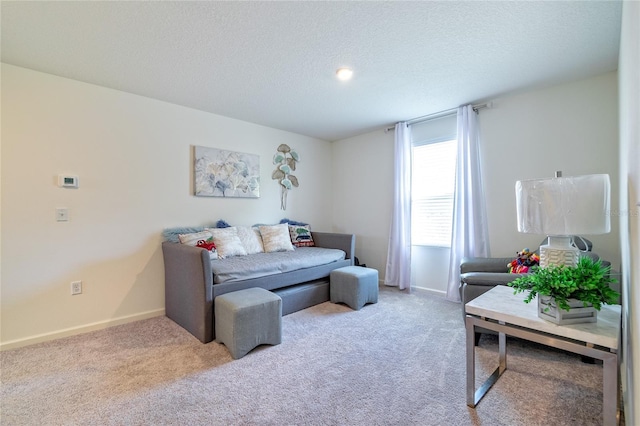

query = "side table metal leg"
(602, 351), (618, 426)
(499, 325), (507, 374)
(466, 316), (476, 407)
(466, 316), (507, 407)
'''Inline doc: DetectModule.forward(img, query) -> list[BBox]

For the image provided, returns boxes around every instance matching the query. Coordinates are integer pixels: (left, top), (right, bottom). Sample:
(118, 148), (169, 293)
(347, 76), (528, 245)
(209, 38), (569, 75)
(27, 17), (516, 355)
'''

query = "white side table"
(465, 285), (621, 426)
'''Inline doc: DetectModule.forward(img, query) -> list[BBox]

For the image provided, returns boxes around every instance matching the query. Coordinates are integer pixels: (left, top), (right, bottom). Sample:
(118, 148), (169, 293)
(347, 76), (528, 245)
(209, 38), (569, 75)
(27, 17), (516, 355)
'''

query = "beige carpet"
(1, 287), (613, 425)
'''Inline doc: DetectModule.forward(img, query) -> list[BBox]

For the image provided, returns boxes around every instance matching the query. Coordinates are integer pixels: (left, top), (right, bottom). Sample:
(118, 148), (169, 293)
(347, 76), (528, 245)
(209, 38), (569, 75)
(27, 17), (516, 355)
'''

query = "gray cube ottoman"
(214, 287), (282, 359)
(330, 266), (379, 310)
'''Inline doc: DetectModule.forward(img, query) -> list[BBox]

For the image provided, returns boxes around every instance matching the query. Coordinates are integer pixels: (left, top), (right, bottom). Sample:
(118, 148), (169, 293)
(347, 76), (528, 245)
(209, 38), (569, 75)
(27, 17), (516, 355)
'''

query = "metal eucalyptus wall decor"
(272, 144), (299, 210)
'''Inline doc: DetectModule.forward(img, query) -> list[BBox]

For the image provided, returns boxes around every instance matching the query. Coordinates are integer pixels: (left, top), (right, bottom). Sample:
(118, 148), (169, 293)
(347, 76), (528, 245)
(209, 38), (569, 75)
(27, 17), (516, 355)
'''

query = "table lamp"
(515, 172), (611, 268)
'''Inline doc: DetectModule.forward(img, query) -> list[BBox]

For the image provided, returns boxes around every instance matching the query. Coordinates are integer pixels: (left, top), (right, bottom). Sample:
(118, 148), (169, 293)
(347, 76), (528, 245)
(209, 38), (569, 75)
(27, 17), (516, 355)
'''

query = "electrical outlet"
(56, 208), (69, 222)
(71, 281), (82, 295)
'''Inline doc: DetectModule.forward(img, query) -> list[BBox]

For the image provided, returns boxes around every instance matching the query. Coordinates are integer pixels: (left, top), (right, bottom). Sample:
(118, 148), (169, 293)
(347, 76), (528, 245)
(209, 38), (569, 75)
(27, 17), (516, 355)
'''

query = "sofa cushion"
(259, 224), (295, 253)
(211, 247), (345, 283)
(460, 272), (525, 287)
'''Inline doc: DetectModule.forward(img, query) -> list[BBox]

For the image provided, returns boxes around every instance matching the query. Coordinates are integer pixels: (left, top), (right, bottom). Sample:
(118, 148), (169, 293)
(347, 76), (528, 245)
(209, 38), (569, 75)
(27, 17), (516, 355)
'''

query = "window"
(411, 139), (457, 247)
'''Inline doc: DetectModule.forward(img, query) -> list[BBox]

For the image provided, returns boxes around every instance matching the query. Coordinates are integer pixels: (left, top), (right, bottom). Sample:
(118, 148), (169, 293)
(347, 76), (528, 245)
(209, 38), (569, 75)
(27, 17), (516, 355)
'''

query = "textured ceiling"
(1, 1), (622, 141)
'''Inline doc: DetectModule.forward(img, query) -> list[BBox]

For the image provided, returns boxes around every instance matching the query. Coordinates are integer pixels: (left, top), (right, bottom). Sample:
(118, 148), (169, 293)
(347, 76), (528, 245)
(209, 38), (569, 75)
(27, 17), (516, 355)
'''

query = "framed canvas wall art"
(194, 145), (260, 198)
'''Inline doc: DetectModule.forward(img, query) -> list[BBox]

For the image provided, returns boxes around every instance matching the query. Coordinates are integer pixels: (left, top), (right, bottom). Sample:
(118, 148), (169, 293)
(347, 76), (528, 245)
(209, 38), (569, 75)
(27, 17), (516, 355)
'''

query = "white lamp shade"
(515, 174), (611, 235)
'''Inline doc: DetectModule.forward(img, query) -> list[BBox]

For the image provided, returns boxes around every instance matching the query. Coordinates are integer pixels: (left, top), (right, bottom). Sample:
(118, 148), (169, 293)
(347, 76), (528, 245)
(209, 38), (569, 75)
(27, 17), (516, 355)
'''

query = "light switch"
(56, 208), (69, 222)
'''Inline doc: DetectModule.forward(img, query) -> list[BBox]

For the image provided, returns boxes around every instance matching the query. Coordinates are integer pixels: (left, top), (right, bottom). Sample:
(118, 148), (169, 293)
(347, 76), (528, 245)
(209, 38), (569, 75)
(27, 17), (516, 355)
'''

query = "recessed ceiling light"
(336, 67), (353, 81)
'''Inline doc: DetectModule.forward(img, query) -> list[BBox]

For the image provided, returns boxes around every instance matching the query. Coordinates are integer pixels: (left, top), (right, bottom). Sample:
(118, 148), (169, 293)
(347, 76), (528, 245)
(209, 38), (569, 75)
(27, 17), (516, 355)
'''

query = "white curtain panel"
(446, 105), (490, 301)
(384, 122), (412, 291)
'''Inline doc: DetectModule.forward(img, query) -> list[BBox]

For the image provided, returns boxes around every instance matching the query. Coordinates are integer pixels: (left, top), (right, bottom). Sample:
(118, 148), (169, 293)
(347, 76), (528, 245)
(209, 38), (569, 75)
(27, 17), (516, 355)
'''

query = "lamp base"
(539, 236), (580, 268)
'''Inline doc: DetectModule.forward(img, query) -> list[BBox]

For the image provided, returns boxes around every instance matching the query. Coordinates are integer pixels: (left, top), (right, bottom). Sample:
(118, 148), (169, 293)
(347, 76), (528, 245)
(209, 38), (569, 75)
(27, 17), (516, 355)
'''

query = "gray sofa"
(162, 231), (355, 343)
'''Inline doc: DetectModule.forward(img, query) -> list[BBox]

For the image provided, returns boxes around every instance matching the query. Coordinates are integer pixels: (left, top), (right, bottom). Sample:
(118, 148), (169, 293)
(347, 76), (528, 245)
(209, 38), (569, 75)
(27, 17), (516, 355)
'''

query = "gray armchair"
(459, 256), (525, 308)
(459, 256), (525, 345)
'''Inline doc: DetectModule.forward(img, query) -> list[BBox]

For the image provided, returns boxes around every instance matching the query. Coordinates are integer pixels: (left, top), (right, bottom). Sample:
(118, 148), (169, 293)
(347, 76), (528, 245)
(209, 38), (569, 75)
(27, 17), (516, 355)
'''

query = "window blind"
(411, 140), (457, 247)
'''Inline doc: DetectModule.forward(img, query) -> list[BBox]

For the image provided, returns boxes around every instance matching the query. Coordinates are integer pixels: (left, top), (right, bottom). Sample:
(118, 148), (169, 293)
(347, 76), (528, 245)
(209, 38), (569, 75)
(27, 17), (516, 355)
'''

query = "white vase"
(537, 295), (597, 325)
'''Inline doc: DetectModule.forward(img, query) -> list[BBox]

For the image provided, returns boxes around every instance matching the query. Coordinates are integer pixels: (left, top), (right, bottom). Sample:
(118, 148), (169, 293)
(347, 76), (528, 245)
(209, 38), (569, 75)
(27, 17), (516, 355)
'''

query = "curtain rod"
(384, 102), (492, 133)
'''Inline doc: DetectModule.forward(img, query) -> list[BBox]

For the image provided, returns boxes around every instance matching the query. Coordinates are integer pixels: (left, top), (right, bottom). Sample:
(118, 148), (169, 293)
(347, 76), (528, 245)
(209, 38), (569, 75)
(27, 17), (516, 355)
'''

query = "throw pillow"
(288, 224), (315, 247)
(178, 230), (217, 259)
(206, 227), (248, 259)
(178, 230), (214, 246)
(259, 224), (295, 253)
(236, 226), (264, 255)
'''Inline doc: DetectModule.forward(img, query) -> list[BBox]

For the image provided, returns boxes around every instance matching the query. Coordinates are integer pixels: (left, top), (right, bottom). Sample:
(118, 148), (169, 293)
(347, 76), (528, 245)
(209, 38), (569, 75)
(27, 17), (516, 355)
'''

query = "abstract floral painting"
(194, 146), (260, 198)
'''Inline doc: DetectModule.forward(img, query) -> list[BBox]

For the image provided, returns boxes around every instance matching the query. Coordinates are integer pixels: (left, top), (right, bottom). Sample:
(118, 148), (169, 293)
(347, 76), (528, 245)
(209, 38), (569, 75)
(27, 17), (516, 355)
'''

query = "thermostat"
(58, 175), (79, 188)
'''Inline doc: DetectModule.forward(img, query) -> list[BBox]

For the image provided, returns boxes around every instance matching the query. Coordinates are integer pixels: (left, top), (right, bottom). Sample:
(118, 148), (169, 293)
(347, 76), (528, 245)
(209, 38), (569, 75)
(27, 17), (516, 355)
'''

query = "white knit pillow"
(206, 227), (247, 259)
(178, 230), (213, 246)
(259, 224), (295, 253)
(236, 226), (264, 255)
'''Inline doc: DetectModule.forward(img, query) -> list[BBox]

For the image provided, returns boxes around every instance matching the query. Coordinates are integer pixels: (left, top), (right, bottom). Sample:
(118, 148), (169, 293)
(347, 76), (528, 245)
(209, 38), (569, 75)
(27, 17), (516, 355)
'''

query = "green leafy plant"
(508, 256), (619, 312)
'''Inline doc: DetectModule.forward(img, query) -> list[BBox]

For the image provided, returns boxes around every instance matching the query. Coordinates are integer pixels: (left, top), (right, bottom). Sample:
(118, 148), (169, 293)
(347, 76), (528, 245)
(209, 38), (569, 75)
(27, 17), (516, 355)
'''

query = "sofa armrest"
(312, 232), (355, 265)
(460, 257), (513, 274)
(460, 272), (525, 287)
(162, 241), (214, 343)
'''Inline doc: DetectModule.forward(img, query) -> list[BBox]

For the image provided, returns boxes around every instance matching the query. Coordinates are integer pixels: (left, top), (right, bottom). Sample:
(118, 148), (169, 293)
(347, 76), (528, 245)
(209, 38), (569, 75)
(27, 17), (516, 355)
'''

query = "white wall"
(1, 64), (333, 348)
(411, 246), (450, 293)
(332, 72), (620, 292)
(331, 128), (394, 275)
(480, 72), (620, 268)
(618, 1), (639, 422)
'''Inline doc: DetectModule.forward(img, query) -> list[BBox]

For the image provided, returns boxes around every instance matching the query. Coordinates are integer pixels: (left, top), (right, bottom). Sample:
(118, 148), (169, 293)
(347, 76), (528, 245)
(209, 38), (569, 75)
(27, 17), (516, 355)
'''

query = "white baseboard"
(0, 308), (165, 351)
(380, 283), (447, 297)
(412, 285), (447, 297)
